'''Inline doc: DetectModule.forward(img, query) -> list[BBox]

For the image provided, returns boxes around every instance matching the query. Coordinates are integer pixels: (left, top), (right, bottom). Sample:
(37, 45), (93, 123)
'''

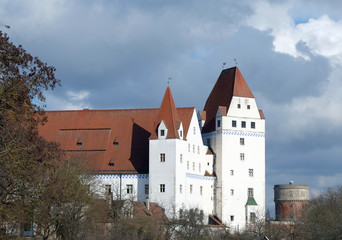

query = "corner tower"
(200, 67), (265, 230)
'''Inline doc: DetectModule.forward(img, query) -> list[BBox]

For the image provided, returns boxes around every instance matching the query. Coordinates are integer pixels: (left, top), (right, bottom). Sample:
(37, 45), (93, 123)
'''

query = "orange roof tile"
(259, 109), (265, 119)
(218, 106), (227, 116)
(198, 110), (206, 121)
(202, 67), (254, 133)
(39, 107), (194, 174)
(153, 86), (181, 139)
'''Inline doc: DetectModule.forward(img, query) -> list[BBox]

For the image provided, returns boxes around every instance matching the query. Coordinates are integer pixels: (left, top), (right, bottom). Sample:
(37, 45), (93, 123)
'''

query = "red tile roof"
(132, 201), (168, 223)
(198, 110), (206, 121)
(259, 109), (265, 119)
(151, 86), (181, 139)
(202, 67), (255, 133)
(39, 106), (194, 174)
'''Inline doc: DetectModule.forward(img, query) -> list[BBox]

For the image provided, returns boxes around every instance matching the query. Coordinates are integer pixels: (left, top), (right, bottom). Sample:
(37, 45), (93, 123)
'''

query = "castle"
(39, 66), (265, 230)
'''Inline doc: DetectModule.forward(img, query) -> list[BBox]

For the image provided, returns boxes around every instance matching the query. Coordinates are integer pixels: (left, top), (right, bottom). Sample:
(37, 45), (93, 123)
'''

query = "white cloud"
(45, 91), (91, 110)
(67, 90), (90, 101)
(317, 173), (342, 188)
(247, 1), (342, 65)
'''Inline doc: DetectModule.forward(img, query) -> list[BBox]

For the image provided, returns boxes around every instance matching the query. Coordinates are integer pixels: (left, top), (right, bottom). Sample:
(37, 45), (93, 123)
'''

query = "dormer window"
(247, 105), (250, 109)
(237, 104), (241, 109)
(161, 129), (165, 136)
(113, 141), (119, 146)
(180, 131), (182, 137)
(77, 141), (82, 146)
(217, 120), (221, 128)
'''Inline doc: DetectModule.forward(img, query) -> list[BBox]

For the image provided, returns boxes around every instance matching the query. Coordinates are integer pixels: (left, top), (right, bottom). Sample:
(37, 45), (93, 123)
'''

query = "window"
(193, 145), (195, 153)
(248, 188), (254, 197)
(200, 186), (203, 195)
(251, 122), (255, 129)
(240, 153), (245, 161)
(77, 141), (83, 146)
(160, 129), (165, 136)
(231, 189), (234, 195)
(197, 146), (200, 154)
(187, 161), (189, 170)
(105, 185), (111, 194)
(188, 144), (190, 152)
(237, 103), (241, 108)
(160, 153), (165, 162)
(190, 185), (193, 194)
(199, 163), (201, 172)
(180, 184), (183, 193)
(249, 169), (254, 177)
(193, 127), (196, 135)
(160, 184), (165, 193)
(241, 121), (246, 128)
(230, 215), (234, 221)
(289, 212), (294, 219)
(232, 120), (237, 127)
(113, 141), (119, 146)
(145, 184), (149, 194)
(250, 212), (256, 222)
(240, 138), (245, 145)
(193, 162), (195, 171)
(180, 154), (183, 163)
(127, 184), (133, 194)
(207, 138), (211, 146)
(217, 120), (221, 128)
(247, 105), (250, 109)
(180, 130), (182, 137)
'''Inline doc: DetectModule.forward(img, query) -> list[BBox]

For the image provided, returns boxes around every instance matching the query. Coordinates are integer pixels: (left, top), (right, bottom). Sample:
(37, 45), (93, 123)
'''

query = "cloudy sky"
(2, 0), (342, 215)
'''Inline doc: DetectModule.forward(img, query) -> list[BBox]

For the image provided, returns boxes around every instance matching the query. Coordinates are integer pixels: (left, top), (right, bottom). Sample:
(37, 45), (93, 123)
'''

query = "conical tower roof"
(202, 67), (254, 133)
(155, 86), (181, 139)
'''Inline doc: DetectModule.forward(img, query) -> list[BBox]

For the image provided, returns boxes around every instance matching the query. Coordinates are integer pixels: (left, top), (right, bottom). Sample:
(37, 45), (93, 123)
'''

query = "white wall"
(203, 96), (265, 230)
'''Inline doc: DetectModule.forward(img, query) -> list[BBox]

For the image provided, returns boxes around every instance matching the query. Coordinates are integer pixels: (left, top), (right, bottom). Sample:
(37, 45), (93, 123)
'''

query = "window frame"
(160, 184), (165, 193)
(249, 169), (254, 177)
(232, 120), (237, 127)
(160, 153), (165, 162)
(251, 122), (256, 129)
(241, 121), (246, 128)
(248, 188), (254, 197)
(240, 138), (245, 145)
(127, 184), (133, 194)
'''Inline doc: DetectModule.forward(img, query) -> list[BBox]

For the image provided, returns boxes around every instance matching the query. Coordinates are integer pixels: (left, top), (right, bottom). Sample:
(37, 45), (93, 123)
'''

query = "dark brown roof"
(202, 67), (254, 133)
(39, 107), (194, 174)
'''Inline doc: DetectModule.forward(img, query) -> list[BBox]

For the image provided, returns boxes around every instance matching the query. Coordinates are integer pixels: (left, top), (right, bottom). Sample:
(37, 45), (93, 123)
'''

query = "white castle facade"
(39, 66), (265, 230)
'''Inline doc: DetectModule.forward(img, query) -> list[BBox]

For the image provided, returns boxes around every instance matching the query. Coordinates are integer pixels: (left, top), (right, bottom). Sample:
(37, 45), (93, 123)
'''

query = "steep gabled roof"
(153, 86), (181, 139)
(202, 66), (254, 133)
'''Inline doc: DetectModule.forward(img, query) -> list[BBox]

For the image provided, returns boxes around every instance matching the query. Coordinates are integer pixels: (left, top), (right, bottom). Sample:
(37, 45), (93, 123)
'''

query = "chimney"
(146, 197), (150, 210)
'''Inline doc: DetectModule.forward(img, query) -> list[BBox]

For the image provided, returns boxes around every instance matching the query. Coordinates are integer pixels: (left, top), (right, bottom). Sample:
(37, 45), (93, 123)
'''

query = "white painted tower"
(199, 67), (265, 230)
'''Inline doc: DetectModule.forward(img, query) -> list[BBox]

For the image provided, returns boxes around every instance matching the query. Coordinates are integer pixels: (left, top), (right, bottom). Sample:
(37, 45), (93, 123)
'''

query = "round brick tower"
(274, 181), (309, 221)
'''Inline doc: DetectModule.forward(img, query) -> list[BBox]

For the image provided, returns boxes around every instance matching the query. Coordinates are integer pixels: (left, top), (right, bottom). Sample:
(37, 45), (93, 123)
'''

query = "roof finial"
(168, 77), (172, 86)
(222, 62), (226, 69)
(234, 58), (237, 66)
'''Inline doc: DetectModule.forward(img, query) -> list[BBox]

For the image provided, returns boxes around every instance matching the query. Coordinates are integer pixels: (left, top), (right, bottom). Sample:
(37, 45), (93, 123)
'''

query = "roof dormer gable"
(158, 120), (168, 140)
